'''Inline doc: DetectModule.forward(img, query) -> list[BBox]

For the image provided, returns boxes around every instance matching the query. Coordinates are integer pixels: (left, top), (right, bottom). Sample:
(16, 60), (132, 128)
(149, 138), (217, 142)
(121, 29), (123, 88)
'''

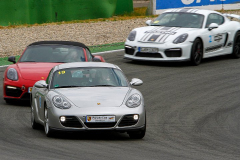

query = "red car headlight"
(7, 68), (18, 81)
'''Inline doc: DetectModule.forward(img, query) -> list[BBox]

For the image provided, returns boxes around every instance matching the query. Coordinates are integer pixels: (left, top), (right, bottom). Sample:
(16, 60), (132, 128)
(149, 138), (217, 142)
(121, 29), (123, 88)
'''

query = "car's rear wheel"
(128, 113), (146, 139)
(31, 104), (41, 129)
(44, 107), (54, 137)
(190, 38), (203, 66)
(232, 31), (240, 58)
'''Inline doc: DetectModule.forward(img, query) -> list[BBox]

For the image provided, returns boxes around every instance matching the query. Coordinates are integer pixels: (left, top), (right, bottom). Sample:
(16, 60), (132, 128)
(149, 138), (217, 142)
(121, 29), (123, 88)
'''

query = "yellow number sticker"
(58, 70), (66, 75)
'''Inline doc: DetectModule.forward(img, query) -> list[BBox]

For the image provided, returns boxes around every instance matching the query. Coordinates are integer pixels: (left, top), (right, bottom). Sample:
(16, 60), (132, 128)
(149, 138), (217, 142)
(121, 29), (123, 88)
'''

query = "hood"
(136, 26), (199, 43)
(55, 87), (130, 108)
(17, 62), (60, 80)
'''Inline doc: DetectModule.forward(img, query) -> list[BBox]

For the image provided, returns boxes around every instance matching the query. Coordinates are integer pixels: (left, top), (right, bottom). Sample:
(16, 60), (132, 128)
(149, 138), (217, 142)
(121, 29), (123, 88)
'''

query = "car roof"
(28, 41), (89, 49)
(55, 62), (120, 70)
(163, 8), (219, 16)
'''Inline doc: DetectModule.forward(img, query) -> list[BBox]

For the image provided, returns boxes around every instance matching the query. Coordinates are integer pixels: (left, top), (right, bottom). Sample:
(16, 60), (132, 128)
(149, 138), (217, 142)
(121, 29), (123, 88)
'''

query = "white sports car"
(124, 8), (240, 65)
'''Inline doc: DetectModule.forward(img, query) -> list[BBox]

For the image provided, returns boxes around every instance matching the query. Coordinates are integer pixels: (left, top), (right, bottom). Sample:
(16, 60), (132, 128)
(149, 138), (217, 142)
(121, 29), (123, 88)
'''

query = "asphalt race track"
(1, 51), (240, 160)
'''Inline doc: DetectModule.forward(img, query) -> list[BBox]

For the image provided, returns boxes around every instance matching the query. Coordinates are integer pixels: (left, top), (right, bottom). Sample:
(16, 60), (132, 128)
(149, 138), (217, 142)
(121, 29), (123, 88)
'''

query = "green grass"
(0, 56), (20, 66)
(0, 42), (124, 66)
(89, 42), (124, 53)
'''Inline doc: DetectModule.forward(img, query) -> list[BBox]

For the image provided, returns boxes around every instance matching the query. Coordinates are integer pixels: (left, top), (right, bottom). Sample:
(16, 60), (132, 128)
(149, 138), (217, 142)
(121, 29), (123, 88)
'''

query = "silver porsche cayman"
(31, 62), (146, 139)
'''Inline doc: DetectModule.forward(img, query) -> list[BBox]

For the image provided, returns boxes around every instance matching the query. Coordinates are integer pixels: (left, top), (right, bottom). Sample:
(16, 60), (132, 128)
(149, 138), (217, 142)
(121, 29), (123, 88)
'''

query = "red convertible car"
(3, 41), (105, 103)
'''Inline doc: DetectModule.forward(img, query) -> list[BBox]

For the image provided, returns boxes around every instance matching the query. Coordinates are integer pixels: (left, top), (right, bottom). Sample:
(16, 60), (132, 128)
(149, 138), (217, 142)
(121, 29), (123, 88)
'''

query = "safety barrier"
(0, 0), (133, 26)
(151, 0), (240, 14)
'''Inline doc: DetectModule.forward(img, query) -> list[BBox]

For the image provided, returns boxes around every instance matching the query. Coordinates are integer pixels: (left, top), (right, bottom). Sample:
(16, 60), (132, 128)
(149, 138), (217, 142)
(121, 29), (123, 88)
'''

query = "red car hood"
(17, 62), (60, 80)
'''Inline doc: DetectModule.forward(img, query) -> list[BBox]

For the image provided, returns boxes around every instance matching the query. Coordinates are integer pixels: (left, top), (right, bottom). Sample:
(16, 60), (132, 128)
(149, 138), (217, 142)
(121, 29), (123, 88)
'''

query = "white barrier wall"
(153, 0), (240, 14)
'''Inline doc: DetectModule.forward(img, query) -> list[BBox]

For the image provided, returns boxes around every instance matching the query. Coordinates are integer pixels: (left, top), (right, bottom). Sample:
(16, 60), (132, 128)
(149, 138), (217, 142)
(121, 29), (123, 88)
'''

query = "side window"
(205, 13), (225, 28)
(85, 49), (93, 61)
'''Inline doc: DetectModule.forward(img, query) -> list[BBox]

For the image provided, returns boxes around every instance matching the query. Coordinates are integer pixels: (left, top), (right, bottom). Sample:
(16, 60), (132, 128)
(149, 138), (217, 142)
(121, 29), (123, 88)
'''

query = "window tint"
(205, 13), (224, 28)
(50, 67), (128, 89)
(152, 12), (204, 28)
(19, 45), (86, 63)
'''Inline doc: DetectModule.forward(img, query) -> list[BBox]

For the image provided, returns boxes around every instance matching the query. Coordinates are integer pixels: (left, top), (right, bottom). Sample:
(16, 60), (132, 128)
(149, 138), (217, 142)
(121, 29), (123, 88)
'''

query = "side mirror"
(208, 23), (218, 31)
(35, 80), (48, 88)
(93, 56), (102, 62)
(8, 56), (16, 64)
(146, 20), (152, 26)
(130, 78), (143, 86)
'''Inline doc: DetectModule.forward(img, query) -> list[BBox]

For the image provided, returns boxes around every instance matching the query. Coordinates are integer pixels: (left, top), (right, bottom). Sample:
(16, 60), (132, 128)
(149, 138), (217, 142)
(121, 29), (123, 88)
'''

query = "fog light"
(133, 114), (139, 120)
(60, 116), (66, 122)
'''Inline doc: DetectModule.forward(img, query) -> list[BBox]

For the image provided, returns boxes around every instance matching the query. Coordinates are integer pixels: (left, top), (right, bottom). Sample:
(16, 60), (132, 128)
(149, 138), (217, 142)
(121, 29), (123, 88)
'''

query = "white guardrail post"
(151, 0), (240, 15)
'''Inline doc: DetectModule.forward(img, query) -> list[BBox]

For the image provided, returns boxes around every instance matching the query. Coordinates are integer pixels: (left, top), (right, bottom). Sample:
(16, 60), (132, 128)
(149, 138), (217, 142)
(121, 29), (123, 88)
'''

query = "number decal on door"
(209, 35), (212, 43)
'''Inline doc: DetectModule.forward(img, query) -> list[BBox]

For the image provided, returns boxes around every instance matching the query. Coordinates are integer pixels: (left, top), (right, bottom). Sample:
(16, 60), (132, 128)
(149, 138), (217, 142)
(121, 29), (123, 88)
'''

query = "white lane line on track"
(0, 49), (124, 68)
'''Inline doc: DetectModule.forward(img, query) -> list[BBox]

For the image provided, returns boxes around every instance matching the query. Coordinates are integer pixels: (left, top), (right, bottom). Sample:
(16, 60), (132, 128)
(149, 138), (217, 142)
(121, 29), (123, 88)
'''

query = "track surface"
(1, 51), (240, 160)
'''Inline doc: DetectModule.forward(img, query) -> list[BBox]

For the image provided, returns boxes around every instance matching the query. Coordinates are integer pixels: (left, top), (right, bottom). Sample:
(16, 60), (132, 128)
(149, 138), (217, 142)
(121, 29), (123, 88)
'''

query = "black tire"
(44, 107), (54, 137)
(190, 38), (203, 66)
(232, 31), (240, 58)
(128, 125), (146, 139)
(5, 99), (12, 104)
(128, 113), (146, 139)
(31, 104), (41, 130)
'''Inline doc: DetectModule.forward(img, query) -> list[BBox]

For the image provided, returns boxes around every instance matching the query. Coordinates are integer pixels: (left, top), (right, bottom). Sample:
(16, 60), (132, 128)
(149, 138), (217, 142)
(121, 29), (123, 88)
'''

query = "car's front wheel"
(190, 38), (203, 66)
(44, 107), (54, 137)
(232, 31), (240, 58)
(128, 125), (146, 139)
(128, 113), (146, 139)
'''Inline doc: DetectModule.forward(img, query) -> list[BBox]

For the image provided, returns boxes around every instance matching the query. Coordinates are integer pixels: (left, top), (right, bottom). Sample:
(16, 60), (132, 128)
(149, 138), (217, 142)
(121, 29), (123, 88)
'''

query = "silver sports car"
(31, 62), (146, 139)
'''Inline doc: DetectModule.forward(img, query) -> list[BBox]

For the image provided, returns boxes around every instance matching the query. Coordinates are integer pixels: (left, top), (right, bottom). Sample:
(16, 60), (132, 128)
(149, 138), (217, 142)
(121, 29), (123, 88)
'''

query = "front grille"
(5, 86), (22, 97)
(135, 52), (163, 58)
(164, 49), (182, 57)
(125, 47), (135, 55)
(118, 115), (138, 127)
(84, 122), (116, 128)
(60, 116), (82, 128)
(21, 93), (30, 100)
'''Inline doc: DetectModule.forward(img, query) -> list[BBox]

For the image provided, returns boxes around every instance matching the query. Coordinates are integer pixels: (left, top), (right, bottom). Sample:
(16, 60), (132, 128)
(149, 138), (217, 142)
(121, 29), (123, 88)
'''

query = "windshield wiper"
(90, 85), (117, 87)
(21, 61), (36, 62)
(55, 85), (79, 88)
(167, 25), (181, 27)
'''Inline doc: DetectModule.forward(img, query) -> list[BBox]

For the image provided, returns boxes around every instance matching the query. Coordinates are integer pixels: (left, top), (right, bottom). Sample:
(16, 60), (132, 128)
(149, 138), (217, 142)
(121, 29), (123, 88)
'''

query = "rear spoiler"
(223, 14), (240, 20)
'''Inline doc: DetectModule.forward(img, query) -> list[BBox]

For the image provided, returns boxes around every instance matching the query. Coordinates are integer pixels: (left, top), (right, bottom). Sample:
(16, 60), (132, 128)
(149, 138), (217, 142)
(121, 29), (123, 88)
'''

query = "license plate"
(86, 116), (115, 123)
(28, 87), (32, 93)
(139, 47), (158, 53)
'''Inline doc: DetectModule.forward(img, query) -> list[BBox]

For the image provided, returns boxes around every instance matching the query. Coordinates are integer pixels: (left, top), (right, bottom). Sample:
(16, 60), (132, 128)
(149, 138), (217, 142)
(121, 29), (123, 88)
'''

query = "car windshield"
(151, 12), (204, 28)
(50, 67), (129, 88)
(19, 45), (86, 63)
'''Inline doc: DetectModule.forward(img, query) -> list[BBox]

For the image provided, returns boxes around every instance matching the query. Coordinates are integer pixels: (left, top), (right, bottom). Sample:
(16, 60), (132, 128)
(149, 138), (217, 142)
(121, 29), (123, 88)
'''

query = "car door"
(202, 13), (228, 57)
(36, 69), (54, 121)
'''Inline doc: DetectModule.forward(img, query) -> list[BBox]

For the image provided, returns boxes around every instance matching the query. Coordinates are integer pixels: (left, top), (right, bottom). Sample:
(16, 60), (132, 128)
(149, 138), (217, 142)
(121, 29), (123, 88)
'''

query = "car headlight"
(126, 94), (141, 108)
(7, 68), (18, 81)
(52, 96), (71, 109)
(127, 30), (137, 41)
(173, 33), (188, 44)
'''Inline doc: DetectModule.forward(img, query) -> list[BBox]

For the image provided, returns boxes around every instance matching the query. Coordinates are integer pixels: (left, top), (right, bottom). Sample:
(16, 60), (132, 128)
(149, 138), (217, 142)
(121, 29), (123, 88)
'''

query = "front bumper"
(3, 78), (36, 101)
(46, 104), (146, 132)
(124, 41), (192, 62)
